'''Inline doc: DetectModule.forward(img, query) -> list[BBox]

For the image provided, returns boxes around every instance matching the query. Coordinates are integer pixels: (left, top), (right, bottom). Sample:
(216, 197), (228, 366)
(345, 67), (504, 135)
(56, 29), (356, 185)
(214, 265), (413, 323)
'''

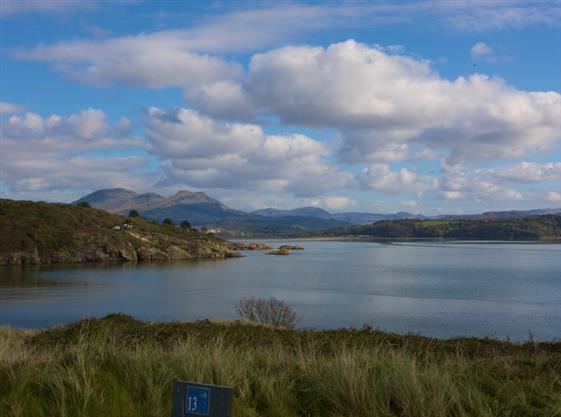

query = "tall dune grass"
(1, 316), (560, 417)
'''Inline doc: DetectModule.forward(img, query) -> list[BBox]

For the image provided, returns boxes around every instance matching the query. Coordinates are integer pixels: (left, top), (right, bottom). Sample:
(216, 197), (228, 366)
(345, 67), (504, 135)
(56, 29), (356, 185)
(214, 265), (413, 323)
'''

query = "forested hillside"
(317, 215), (561, 240)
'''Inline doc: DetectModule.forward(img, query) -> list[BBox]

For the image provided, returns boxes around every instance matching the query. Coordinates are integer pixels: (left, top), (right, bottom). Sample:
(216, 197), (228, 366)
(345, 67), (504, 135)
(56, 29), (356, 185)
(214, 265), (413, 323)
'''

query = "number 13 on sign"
(186, 386), (210, 416)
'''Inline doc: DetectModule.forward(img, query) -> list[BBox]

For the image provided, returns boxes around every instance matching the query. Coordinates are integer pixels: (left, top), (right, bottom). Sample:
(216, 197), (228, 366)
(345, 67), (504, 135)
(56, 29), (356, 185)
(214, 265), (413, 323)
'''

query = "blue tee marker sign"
(186, 386), (210, 415)
(171, 381), (232, 417)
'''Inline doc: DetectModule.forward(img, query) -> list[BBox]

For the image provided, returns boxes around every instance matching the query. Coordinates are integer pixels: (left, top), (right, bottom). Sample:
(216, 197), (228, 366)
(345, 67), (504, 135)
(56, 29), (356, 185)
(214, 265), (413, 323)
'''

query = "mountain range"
(73, 188), (561, 237)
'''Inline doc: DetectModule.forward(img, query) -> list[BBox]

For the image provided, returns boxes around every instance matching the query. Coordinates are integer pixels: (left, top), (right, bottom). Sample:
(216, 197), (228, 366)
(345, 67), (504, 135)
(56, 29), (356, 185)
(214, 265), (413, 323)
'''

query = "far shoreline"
(229, 236), (561, 243)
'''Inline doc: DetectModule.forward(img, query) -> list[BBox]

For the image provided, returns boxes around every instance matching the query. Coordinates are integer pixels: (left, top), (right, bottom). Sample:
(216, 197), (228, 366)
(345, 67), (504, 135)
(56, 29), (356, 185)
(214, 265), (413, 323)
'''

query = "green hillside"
(317, 215), (561, 240)
(0, 199), (239, 265)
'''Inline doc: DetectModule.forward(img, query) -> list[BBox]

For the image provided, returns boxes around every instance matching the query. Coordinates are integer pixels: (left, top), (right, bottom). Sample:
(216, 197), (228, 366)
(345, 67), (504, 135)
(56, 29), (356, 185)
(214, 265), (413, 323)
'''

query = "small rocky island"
(0, 199), (239, 265)
(278, 245), (304, 250)
(267, 244), (305, 255)
(231, 242), (272, 251)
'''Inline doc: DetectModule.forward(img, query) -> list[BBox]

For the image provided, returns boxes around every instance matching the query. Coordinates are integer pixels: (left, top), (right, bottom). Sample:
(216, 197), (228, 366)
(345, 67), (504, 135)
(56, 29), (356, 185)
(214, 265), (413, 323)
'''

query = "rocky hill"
(0, 199), (239, 265)
(73, 189), (350, 233)
(73, 188), (246, 225)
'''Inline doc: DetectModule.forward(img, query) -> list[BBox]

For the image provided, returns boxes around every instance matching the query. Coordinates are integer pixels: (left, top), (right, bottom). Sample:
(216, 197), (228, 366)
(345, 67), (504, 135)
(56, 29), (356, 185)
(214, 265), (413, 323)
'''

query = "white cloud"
(13, 4), (374, 89)
(444, 2), (561, 32)
(207, 192), (356, 213)
(0, 102), (24, 114)
(146, 108), (350, 197)
(469, 41), (512, 64)
(236, 40), (561, 164)
(15, 1), (560, 89)
(321, 196), (355, 211)
(357, 164), (438, 194)
(402, 199), (418, 208)
(184, 80), (257, 121)
(338, 133), (440, 163)
(145, 108), (444, 200)
(0, 0), (95, 18)
(6, 2), (561, 211)
(440, 166), (527, 203)
(13, 15), (560, 167)
(545, 191), (561, 203)
(145, 108), (449, 201)
(2, 108), (132, 142)
(442, 191), (462, 200)
(471, 42), (493, 58)
(0, 109), (153, 194)
(492, 162), (561, 183)
(2, 105), (558, 212)
(435, 161), (561, 206)
(17, 39), (242, 90)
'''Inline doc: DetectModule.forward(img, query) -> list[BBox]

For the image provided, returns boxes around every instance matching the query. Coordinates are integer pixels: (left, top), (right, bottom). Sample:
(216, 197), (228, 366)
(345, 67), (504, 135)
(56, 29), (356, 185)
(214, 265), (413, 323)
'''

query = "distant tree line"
(316, 215), (561, 240)
(128, 211), (192, 230)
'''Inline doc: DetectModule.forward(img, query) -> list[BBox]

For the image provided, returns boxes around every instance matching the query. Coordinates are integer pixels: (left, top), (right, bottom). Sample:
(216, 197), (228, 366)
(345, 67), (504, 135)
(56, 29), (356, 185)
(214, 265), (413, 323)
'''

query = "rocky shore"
(0, 199), (239, 265)
(266, 244), (304, 255)
(230, 242), (272, 250)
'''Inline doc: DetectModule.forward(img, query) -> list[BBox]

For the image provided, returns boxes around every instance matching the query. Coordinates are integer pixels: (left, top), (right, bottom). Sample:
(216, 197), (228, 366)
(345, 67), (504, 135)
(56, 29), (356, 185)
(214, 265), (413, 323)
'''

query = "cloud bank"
(1, 108), (153, 194)
(5, 3), (561, 211)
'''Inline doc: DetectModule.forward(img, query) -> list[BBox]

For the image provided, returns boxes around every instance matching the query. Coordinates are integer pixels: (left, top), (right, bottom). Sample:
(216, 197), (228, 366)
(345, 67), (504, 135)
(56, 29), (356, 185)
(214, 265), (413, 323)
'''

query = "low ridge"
(0, 199), (239, 265)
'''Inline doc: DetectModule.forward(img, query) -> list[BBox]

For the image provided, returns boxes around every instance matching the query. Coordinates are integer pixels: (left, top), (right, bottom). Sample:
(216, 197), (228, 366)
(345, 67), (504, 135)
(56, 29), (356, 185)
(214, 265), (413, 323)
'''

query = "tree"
(129, 210), (140, 218)
(200, 227), (208, 233)
(180, 220), (191, 229)
(77, 201), (91, 208)
(235, 297), (301, 328)
(162, 218), (174, 225)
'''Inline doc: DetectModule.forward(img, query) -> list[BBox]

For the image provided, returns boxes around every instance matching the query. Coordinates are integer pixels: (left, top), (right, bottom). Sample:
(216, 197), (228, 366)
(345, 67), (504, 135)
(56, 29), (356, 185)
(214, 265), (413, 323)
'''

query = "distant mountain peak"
(165, 190), (219, 206)
(73, 188), (239, 224)
(84, 188), (137, 198)
(173, 190), (195, 196)
(72, 188), (139, 211)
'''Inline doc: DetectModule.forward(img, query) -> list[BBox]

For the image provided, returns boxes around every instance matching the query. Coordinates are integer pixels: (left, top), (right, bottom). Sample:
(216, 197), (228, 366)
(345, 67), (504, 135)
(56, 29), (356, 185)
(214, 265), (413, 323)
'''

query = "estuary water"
(0, 240), (560, 341)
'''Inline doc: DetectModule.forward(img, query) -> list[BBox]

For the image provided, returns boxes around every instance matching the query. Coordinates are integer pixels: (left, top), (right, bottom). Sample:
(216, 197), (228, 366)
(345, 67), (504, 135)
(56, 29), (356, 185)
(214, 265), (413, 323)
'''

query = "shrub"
(162, 218), (174, 225)
(77, 201), (91, 208)
(235, 297), (301, 328)
(180, 220), (191, 229)
(129, 210), (140, 217)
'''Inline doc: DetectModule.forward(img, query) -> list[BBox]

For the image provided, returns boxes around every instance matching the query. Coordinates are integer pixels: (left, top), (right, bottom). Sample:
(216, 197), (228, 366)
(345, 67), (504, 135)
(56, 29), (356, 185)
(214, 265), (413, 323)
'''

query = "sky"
(0, 0), (560, 214)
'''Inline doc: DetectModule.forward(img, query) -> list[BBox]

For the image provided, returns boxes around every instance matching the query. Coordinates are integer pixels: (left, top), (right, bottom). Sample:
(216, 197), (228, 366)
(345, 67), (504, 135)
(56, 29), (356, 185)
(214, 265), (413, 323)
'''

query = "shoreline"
(229, 236), (561, 243)
(3, 317), (560, 344)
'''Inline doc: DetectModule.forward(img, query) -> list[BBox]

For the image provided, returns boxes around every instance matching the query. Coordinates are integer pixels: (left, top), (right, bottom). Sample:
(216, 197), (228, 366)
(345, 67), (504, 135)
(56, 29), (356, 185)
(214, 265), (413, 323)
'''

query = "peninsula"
(0, 199), (238, 265)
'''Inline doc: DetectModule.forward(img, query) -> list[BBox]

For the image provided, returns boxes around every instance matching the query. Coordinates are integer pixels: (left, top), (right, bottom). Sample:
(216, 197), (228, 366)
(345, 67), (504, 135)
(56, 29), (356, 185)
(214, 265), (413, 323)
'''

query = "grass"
(1, 314), (560, 417)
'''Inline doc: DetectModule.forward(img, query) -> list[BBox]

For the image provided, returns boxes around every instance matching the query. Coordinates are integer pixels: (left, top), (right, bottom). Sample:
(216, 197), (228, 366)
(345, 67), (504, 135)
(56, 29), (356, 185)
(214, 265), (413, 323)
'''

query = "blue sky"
(1, 0), (560, 214)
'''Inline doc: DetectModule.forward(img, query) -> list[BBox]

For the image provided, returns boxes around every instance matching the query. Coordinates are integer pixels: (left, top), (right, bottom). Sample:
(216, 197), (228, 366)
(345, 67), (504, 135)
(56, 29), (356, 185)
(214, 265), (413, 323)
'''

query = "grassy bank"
(1, 315), (560, 417)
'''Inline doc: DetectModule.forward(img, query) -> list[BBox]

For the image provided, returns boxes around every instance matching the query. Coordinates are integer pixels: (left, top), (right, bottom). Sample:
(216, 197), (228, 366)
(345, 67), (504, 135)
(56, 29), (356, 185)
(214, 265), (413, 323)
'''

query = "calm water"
(1, 240), (560, 341)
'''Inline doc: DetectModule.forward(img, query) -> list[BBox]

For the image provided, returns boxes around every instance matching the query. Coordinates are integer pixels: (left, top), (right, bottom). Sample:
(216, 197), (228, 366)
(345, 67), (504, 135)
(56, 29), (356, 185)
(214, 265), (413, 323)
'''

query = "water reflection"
(0, 241), (560, 340)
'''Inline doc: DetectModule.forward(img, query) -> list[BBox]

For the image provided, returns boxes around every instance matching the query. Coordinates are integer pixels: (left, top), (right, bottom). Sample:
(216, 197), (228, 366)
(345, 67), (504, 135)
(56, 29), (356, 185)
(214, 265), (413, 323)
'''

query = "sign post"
(171, 381), (232, 417)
